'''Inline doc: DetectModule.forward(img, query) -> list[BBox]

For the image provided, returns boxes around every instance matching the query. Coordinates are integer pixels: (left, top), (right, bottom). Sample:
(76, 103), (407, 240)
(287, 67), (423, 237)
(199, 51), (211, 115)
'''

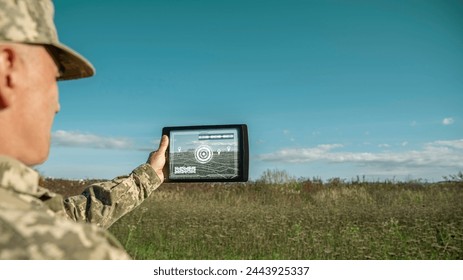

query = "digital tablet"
(162, 124), (249, 182)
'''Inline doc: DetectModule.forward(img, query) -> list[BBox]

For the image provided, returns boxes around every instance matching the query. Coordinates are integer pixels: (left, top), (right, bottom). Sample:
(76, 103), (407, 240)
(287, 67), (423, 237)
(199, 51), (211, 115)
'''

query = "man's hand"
(147, 135), (169, 182)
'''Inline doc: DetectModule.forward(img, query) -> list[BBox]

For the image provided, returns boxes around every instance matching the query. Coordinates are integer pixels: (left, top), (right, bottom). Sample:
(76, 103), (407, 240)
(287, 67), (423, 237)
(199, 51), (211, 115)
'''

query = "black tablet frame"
(162, 124), (249, 182)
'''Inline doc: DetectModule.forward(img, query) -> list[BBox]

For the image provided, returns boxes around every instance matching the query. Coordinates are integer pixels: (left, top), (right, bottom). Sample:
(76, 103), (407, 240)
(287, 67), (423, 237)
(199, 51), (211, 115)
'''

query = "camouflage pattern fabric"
(0, 0), (57, 44)
(0, 156), (162, 259)
(0, 0), (94, 80)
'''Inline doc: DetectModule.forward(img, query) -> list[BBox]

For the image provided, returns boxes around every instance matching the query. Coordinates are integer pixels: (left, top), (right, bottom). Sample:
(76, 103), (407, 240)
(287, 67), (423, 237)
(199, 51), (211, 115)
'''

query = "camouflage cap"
(0, 0), (94, 80)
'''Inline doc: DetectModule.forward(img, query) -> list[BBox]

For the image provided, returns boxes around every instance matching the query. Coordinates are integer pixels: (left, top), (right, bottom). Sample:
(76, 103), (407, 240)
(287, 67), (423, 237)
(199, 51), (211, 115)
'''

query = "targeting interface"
(168, 128), (240, 180)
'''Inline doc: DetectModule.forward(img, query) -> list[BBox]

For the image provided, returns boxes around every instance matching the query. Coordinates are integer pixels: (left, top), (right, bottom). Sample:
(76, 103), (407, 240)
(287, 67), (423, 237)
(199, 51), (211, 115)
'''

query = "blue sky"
(38, 0), (463, 181)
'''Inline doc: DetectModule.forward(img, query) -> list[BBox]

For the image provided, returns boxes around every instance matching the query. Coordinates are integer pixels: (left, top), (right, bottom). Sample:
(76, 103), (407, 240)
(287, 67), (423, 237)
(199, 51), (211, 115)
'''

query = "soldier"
(0, 0), (169, 259)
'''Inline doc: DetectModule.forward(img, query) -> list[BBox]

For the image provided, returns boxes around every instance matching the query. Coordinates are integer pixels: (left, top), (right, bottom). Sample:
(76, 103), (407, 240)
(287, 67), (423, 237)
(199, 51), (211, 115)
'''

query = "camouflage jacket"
(0, 155), (162, 259)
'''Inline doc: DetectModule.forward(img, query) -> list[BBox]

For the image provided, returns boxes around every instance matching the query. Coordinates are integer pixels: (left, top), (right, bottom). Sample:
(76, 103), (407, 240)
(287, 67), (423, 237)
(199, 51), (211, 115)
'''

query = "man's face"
(15, 44), (60, 165)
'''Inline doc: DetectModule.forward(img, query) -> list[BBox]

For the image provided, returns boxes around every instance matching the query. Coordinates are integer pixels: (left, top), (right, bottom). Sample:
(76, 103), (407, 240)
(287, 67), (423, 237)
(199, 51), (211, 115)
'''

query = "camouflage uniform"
(0, 156), (162, 259)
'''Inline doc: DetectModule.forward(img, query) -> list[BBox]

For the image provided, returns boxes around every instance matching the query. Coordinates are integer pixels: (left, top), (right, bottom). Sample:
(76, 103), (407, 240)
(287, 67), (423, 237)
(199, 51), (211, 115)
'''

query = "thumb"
(158, 135), (169, 154)
(147, 135), (169, 182)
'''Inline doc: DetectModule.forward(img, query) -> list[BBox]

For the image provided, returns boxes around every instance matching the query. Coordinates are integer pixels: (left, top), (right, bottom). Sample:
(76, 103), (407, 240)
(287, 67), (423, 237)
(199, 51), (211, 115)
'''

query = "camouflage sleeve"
(63, 163), (161, 229)
(0, 206), (131, 260)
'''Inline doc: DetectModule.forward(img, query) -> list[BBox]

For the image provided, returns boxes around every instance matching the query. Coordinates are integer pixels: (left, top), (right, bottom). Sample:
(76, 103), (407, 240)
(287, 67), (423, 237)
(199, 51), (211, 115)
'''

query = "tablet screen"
(163, 125), (248, 182)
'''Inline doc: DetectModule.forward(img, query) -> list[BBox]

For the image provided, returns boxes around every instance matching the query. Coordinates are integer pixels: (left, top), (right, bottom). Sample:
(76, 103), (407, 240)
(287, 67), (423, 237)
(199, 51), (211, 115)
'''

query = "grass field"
(42, 173), (463, 260)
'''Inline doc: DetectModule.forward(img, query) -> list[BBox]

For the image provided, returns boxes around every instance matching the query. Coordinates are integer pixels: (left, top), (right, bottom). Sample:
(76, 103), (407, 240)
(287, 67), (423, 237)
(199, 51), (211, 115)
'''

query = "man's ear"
(0, 46), (18, 109)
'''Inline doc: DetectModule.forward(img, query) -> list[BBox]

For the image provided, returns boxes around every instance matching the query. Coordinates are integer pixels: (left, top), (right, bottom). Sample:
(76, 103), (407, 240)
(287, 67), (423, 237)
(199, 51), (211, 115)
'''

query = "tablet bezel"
(162, 124), (249, 182)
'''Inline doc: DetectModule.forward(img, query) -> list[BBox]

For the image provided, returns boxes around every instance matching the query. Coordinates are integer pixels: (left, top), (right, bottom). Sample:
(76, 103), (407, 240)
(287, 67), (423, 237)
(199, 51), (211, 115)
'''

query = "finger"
(157, 135), (169, 154)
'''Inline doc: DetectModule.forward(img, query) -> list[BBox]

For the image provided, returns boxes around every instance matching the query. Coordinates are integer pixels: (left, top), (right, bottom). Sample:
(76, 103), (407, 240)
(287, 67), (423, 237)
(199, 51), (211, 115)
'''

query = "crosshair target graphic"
(194, 145), (213, 164)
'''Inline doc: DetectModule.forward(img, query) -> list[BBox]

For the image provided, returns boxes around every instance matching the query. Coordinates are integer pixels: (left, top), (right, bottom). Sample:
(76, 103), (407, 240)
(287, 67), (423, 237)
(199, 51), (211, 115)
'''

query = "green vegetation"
(42, 171), (463, 260)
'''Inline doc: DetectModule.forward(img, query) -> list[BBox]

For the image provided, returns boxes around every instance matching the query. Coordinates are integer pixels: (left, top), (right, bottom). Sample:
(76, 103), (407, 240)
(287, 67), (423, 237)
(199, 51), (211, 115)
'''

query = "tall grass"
(40, 170), (463, 259)
(104, 179), (463, 260)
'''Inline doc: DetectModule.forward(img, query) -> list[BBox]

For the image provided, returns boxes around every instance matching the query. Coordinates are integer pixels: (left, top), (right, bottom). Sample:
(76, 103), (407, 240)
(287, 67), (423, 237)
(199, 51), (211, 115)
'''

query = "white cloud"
(257, 139), (463, 170)
(52, 130), (133, 150)
(442, 117), (454, 125)
(432, 139), (463, 149)
(258, 144), (343, 163)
